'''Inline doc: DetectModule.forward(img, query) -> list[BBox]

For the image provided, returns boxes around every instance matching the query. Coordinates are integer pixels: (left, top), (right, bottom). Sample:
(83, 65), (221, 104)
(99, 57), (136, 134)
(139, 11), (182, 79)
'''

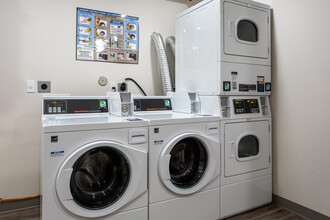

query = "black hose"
(125, 78), (147, 96)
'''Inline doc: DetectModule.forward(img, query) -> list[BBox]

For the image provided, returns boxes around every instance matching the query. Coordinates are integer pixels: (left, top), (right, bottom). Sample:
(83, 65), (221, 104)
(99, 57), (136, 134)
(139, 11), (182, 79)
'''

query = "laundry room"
(1, 0), (330, 220)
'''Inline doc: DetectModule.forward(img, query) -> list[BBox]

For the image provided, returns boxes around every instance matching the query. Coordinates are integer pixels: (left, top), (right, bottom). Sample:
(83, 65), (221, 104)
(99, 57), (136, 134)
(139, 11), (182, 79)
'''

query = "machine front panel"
(220, 62), (271, 95)
(133, 98), (172, 112)
(224, 120), (270, 177)
(223, 2), (269, 59)
(233, 99), (260, 114)
(43, 99), (108, 115)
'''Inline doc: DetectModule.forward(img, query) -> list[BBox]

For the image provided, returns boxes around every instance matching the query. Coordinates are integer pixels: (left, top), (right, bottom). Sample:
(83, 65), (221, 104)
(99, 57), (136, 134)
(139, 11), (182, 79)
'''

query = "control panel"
(233, 99), (259, 114)
(43, 99), (108, 115)
(133, 98), (172, 112)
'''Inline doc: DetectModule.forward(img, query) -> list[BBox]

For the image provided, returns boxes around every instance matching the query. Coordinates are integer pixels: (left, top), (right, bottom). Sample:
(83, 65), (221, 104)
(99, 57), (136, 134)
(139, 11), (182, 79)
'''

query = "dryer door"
(56, 141), (147, 218)
(158, 133), (219, 195)
(223, 1), (269, 59)
(224, 120), (270, 177)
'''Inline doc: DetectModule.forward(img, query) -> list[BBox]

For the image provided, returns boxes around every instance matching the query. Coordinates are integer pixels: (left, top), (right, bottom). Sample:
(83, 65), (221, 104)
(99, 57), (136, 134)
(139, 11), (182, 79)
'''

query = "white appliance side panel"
(223, 2), (269, 59)
(176, 0), (219, 94)
(224, 120), (270, 177)
(221, 175), (272, 218)
(149, 188), (220, 220)
(199, 95), (221, 115)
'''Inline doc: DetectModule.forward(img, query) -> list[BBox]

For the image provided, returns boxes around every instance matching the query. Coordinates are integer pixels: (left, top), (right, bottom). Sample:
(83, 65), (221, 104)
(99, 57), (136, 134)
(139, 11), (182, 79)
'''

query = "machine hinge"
(267, 16), (269, 23)
(269, 125), (271, 132)
(268, 47), (270, 54)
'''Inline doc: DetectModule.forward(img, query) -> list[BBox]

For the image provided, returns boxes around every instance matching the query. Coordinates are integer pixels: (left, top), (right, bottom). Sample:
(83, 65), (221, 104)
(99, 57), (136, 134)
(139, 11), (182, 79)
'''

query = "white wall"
(0, 0), (188, 199)
(3, 0), (330, 217)
(271, 0), (330, 217)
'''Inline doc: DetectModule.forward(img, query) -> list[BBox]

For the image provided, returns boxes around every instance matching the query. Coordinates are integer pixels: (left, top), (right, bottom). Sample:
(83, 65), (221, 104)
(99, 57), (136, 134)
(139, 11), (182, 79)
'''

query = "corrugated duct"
(166, 36), (175, 55)
(151, 32), (174, 94)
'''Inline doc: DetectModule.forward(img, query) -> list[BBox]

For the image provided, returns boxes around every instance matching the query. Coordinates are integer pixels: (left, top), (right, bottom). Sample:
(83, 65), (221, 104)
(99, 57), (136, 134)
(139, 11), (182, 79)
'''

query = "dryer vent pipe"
(151, 32), (174, 95)
(166, 36), (175, 55)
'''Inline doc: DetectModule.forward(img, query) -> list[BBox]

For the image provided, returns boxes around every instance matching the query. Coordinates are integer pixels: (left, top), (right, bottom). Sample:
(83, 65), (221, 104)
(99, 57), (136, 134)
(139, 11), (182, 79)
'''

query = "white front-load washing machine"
(41, 96), (148, 220)
(219, 96), (272, 218)
(133, 96), (220, 220)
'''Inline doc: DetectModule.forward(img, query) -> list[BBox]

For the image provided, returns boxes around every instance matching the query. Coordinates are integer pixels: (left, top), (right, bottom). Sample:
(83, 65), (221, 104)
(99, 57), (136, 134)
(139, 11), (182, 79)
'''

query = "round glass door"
(237, 135), (259, 158)
(237, 19), (258, 43)
(169, 137), (207, 189)
(70, 147), (130, 210)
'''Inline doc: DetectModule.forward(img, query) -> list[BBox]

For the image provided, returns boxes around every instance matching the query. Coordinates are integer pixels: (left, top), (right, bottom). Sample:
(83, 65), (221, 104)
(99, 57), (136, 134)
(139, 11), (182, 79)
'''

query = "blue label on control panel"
(154, 140), (163, 144)
(257, 84), (264, 92)
(257, 76), (265, 92)
(51, 151), (64, 157)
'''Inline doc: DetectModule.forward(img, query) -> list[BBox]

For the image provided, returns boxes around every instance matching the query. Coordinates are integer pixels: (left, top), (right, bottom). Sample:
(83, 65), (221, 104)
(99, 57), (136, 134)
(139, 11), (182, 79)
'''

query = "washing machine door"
(158, 133), (219, 195)
(223, 1), (270, 59)
(56, 141), (147, 218)
(224, 120), (270, 177)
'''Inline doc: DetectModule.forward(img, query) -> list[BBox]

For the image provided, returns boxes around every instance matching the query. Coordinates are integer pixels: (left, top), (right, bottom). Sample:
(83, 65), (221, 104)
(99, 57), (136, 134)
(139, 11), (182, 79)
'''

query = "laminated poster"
(76, 8), (139, 64)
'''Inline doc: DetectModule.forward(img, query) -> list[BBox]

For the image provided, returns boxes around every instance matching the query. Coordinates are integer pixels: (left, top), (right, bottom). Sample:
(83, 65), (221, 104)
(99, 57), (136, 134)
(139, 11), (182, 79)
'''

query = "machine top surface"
(42, 96), (147, 133)
(133, 96), (219, 125)
(42, 115), (147, 133)
(176, 0), (270, 19)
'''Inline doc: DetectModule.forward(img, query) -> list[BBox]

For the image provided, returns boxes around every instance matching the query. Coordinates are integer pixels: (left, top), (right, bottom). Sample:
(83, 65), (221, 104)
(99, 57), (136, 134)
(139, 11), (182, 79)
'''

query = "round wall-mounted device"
(98, 76), (108, 86)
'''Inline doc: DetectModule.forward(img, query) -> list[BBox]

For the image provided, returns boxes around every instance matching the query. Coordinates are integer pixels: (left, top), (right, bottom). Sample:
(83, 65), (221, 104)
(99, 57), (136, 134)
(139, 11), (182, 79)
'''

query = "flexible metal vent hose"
(166, 36), (175, 55)
(151, 32), (173, 94)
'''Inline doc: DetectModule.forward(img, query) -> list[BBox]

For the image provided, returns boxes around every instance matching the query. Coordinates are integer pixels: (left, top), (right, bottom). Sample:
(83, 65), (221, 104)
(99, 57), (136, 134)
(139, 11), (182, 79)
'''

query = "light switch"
(27, 80), (36, 93)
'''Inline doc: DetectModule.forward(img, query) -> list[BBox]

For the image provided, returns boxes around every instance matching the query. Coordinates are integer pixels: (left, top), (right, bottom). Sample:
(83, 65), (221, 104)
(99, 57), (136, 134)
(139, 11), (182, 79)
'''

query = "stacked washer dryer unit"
(41, 96), (148, 220)
(176, 0), (272, 218)
(133, 96), (221, 220)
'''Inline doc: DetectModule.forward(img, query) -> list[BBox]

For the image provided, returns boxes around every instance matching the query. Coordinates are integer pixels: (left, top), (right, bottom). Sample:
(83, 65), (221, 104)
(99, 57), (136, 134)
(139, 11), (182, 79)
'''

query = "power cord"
(125, 78), (147, 96)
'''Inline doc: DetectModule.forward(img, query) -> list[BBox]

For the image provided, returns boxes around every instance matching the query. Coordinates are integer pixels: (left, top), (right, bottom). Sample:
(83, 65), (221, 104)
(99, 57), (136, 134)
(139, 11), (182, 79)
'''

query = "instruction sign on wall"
(76, 8), (139, 64)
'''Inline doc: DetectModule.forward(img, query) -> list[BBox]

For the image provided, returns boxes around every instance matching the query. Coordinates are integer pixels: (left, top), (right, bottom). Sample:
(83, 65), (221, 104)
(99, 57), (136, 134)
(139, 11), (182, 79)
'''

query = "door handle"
(228, 21), (234, 36)
(229, 141), (235, 158)
(207, 122), (219, 135)
(129, 129), (147, 144)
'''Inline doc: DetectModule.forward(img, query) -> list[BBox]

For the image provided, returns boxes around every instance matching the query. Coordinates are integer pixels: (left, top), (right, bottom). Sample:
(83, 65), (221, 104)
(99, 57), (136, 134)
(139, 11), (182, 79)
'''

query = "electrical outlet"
(110, 82), (127, 92)
(38, 81), (51, 93)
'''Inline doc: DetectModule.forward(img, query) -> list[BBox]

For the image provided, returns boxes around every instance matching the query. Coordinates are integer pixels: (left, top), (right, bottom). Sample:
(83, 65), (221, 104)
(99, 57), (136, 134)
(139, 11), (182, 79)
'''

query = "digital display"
(233, 99), (259, 114)
(239, 84), (257, 92)
(44, 99), (108, 114)
(67, 100), (108, 113)
(134, 98), (172, 111)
